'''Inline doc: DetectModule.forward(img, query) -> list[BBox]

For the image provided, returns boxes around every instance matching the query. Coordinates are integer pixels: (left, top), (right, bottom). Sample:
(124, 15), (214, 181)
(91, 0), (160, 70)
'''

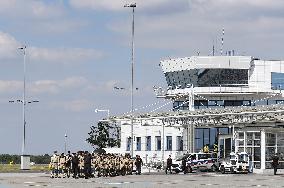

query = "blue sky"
(0, 0), (284, 154)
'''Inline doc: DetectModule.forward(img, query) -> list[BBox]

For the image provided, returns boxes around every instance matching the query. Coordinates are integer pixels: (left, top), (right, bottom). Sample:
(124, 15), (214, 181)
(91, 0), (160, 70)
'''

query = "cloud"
(106, 0), (284, 59)
(0, 0), (65, 19)
(0, 1), (88, 35)
(0, 32), (20, 60)
(0, 31), (104, 64)
(0, 80), (22, 94)
(0, 76), (89, 95)
(49, 99), (91, 112)
(30, 77), (89, 95)
(29, 47), (104, 65)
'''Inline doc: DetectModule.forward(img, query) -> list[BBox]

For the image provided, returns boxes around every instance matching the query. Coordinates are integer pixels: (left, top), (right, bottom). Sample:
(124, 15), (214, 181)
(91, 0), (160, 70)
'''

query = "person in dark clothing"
(135, 155), (143, 175)
(84, 151), (92, 179)
(272, 154), (279, 175)
(71, 153), (79, 179)
(165, 155), (172, 174)
(182, 157), (187, 174)
(65, 151), (72, 178)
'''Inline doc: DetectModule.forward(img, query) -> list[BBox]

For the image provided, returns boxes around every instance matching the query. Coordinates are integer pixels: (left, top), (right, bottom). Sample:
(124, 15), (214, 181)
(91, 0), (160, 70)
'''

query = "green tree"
(86, 121), (120, 149)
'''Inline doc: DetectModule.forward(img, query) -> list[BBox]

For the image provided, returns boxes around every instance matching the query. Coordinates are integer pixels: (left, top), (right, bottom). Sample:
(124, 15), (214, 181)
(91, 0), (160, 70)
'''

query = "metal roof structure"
(107, 104), (284, 128)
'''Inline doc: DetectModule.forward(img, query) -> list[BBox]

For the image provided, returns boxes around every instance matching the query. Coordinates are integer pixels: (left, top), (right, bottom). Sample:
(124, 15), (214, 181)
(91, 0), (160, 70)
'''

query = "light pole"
(95, 108), (110, 119)
(10, 45), (39, 170)
(124, 2), (136, 158)
(20, 46), (27, 157)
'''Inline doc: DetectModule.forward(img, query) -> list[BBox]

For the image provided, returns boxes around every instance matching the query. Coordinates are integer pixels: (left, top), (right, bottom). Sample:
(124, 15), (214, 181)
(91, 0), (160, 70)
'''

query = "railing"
(155, 86), (280, 97)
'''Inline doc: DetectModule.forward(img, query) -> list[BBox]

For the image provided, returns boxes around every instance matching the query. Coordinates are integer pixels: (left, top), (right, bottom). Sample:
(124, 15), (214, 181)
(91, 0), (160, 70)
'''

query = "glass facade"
(166, 136), (172, 151)
(156, 136), (161, 151)
(177, 136), (183, 151)
(236, 131), (284, 169)
(236, 131), (261, 169)
(195, 128), (229, 153)
(271, 72), (284, 90)
(165, 69), (248, 89)
(126, 137), (131, 151)
(146, 136), (151, 151)
(136, 137), (141, 151)
(173, 99), (284, 111)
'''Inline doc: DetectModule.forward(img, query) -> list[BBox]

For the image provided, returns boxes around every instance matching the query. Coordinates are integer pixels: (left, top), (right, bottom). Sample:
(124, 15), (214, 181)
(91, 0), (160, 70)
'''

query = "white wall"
(120, 120), (184, 161)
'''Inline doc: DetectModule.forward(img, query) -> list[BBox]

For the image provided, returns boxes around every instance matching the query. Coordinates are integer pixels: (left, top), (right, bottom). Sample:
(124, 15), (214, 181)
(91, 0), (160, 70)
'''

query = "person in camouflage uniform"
(50, 151), (59, 178)
(50, 151), (141, 179)
(78, 151), (85, 178)
(58, 153), (67, 178)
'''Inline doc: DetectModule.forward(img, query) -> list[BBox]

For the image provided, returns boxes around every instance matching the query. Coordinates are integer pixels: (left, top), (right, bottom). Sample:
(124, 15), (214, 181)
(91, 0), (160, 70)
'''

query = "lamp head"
(124, 3), (136, 7)
(18, 46), (26, 50)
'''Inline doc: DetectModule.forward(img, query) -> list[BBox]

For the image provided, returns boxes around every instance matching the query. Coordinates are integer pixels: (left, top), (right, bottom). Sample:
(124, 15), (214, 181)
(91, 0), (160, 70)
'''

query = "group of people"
(49, 150), (143, 179)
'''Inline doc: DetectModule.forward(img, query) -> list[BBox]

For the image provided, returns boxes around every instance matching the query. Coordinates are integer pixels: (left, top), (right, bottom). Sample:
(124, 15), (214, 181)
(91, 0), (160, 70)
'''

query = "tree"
(86, 121), (120, 149)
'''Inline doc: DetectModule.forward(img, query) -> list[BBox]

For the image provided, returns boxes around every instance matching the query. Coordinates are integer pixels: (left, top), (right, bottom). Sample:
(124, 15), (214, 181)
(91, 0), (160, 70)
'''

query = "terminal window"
(177, 136), (183, 151)
(166, 136), (172, 151)
(146, 136), (151, 151)
(156, 136), (161, 151)
(136, 137), (141, 151)
(126, 137), (131, 151)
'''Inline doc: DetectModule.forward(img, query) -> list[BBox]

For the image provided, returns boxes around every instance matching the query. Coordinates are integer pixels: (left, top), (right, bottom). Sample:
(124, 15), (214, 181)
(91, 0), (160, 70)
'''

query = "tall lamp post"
(9, 46), (39, 170)
(124, 2), (136, 158)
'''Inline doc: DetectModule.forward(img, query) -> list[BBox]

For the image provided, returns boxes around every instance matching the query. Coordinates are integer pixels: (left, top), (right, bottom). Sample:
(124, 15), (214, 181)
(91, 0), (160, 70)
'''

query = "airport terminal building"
(112, 55), (284, 172)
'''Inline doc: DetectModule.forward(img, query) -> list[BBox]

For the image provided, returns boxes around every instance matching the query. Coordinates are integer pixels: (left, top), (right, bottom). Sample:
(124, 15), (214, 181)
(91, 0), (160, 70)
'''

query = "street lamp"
(95, 108), (110, 119)
(10, 45), (39, 170)
(124, 2), (136, 158)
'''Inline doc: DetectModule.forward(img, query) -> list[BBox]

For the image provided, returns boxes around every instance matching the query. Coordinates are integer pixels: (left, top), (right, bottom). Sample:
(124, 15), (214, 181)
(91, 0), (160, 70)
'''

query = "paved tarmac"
(0, 172), (284, 188)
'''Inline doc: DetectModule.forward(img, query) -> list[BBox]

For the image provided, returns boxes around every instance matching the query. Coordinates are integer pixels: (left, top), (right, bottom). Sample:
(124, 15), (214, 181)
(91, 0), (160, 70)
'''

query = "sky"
(0, 0), (284, 155)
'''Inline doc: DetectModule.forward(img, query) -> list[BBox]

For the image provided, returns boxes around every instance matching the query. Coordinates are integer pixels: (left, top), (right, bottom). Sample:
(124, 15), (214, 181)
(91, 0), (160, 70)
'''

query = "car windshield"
(238, 154), (248, 163)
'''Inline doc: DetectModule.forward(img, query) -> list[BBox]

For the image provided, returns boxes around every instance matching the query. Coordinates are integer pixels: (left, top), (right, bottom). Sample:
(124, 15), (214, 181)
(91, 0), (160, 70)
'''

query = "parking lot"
(0, 171), (284, 188)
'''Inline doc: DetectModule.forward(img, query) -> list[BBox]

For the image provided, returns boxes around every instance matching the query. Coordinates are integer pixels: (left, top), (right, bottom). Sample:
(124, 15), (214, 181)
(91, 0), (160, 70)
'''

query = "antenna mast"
(213, 38), (215, 56)
(220, 28), (224, 56)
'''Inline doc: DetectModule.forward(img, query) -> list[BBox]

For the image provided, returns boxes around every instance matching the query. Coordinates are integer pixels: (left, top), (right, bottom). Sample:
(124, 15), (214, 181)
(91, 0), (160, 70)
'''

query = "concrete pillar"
(187, 124), (190, 153)
(260, 130), (266, 170)
(192, 125), (195, 153)
(244, 131), (246, 153)
(21, 155), (30, 170)
(189, 124), (193, 153)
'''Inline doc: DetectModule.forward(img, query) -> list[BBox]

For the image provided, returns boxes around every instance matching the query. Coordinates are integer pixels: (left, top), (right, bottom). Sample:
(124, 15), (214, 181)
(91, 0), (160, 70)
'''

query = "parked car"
(186, 153), (218, 172)
(172, 152), (218, 173)
(219, 152), (250, 174)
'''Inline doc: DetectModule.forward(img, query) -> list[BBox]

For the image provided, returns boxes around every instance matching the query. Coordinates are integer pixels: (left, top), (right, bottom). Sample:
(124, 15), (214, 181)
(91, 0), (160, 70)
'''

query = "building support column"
(192, 125), (195, 153)
(244, 131), (247, 153)
(261, 130), (266, 170)
(187, 124), (190, 153)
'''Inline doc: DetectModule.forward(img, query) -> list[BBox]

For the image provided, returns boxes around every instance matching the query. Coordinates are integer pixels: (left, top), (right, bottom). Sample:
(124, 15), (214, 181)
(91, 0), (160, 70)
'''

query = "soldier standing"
(182, 156), (187, 174)
(65, 151), (72, 178)
(84, 151), (92, 179)
(165, 155), (172, 174)
(50, 151), (59, 178)
(59, 153), (67, 178)
(135, 155), (143, 175)
(71, 152), (79, 179)
(272, 153), (279, 175)
(78, 151), (85, 178)
(91, 153), (97, 177)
